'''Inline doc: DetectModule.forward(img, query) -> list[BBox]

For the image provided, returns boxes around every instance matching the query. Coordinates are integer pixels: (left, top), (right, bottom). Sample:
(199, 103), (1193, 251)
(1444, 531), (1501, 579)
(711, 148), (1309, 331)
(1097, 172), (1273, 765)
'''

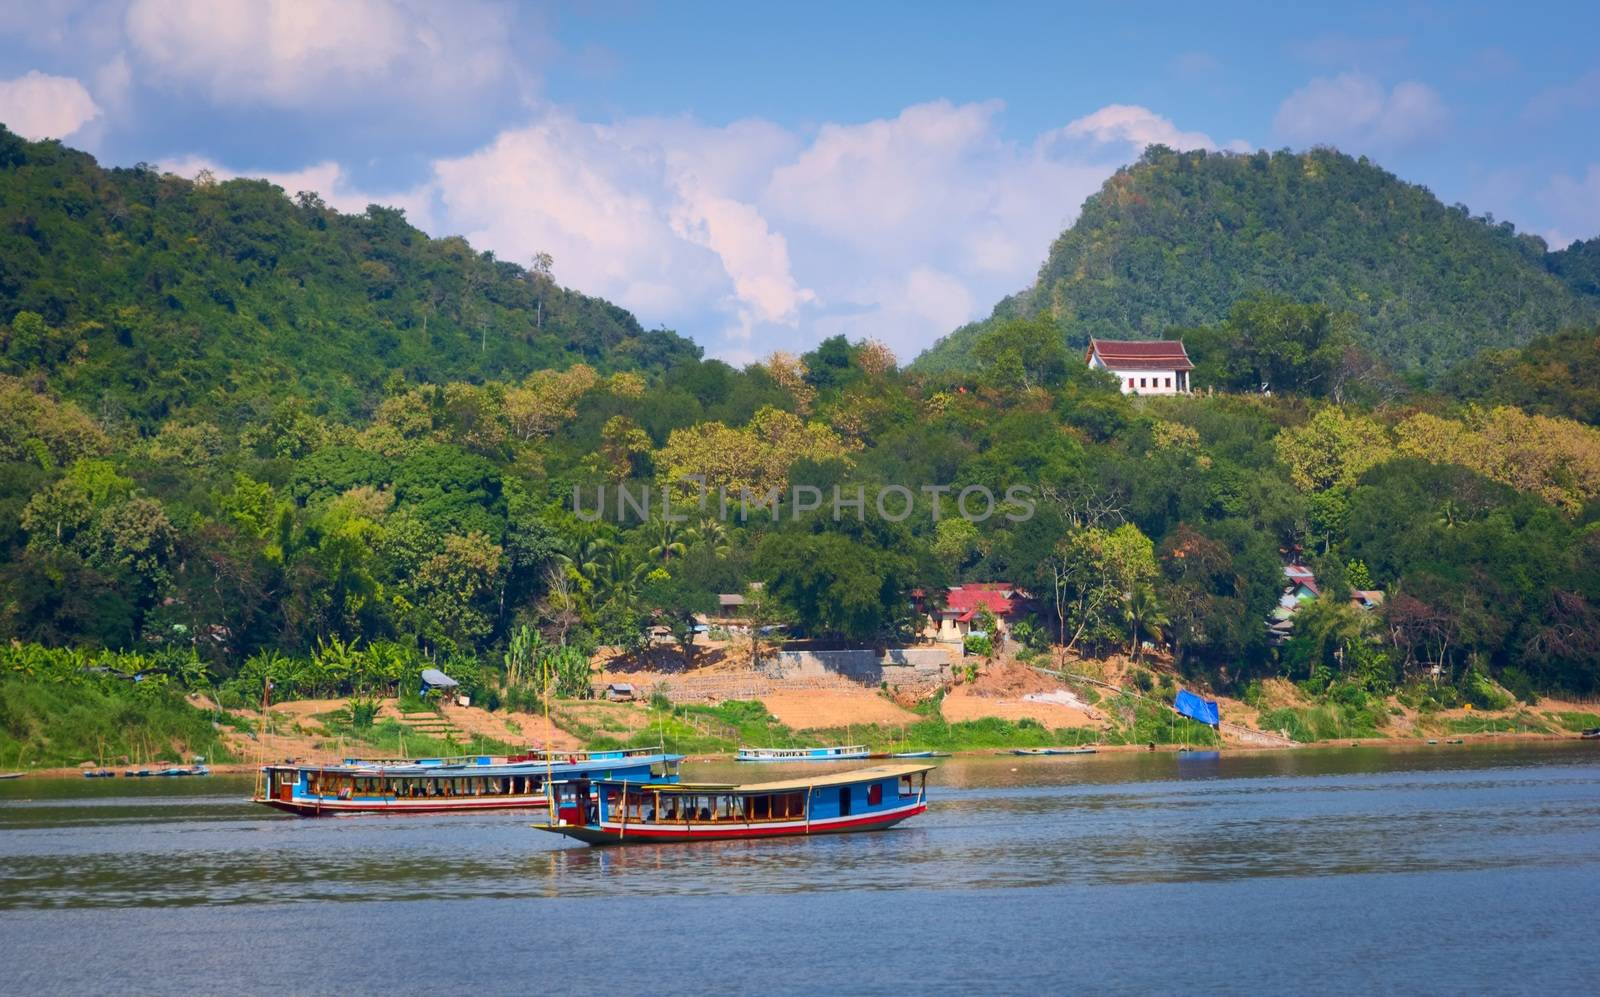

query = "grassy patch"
(1439, 713), (1551, 735)
(1104, 694), (1220, 746)
(1258, 703), (1382, 743)
(319, 717), (519, 758)
(1544, 711), (1600, 732)
(0, 676), (236, 768)
(570, 698), (1109, 754)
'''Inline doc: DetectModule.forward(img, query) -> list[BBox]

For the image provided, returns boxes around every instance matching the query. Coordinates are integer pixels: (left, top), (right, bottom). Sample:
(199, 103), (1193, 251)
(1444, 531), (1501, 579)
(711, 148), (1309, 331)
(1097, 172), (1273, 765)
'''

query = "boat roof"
(739, 744), (867, 752)
(578, 763), (935, 793)
(263, 752), (682, 776)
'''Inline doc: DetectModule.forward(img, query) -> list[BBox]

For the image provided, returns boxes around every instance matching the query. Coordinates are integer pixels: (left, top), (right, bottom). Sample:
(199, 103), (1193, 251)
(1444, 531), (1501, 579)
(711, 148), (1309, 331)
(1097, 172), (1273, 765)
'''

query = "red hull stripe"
(260, 796), (548, 816)
(576, 803), (927, 841)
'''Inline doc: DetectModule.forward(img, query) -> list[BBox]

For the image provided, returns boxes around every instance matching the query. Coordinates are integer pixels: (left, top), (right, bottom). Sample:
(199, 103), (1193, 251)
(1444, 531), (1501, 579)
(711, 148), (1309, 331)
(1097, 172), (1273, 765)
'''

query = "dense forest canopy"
(0, 126), (700, 431)
(4, 128), (1600, 712)
(917, 146), (1600, 376)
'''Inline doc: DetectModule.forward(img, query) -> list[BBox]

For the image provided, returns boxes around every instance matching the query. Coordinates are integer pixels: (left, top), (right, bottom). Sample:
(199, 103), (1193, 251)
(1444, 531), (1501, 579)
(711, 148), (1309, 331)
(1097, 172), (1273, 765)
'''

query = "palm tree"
(648, 516), (688, 564)
(1126, 583), (1169, 662)
(690, 516), (731, 559)
(595, 549), (650, 602)
(562, 533), (612, 581)
(1436, 498), (1465, 531)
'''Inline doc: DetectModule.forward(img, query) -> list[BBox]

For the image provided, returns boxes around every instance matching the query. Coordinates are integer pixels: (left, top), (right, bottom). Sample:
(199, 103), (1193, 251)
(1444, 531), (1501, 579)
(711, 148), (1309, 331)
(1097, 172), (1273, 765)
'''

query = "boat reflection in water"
(538, 763), (932, 845)
(254, 748), (681, 816)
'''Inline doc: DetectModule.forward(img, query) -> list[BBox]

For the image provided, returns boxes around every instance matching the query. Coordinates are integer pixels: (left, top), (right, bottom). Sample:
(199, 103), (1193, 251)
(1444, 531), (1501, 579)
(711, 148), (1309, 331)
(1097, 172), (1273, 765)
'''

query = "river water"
(2, 742), (1597, 994)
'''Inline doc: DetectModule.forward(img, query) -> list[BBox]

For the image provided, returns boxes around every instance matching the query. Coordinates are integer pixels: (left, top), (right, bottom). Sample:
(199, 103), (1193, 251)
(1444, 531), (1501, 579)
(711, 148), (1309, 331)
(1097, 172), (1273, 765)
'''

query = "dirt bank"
(761, 689), (920, 730)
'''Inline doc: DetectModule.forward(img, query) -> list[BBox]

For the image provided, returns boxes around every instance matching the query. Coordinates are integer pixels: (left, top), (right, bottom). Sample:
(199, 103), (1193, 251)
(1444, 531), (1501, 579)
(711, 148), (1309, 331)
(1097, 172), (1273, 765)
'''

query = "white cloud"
(124, 0), (514, 108)
(423, 100), (1225, 360)
(1273, 73), (1448, 151)
(0, 70), (101, 140)
(94, 53), (133, 112)
(160, 98), (1224, 361)
(430, 115), (732, 324)
(767, 100), (1005, 253)
(156, 155), (436, 227)
(1059, 104), (1221, 151)
(669, 183), (815, 335)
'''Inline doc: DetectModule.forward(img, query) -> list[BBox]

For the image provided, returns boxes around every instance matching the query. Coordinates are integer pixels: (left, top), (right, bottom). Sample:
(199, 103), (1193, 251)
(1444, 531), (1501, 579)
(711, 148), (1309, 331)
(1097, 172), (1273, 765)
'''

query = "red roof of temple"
(1087, 338), (1194, 371)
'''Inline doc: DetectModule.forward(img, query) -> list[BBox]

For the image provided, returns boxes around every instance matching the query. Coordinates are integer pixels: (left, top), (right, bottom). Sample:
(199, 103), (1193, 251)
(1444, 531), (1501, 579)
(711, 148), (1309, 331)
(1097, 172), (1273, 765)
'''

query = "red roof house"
(934, 583), (1029, 641)
(1086, 338), (1194, 395)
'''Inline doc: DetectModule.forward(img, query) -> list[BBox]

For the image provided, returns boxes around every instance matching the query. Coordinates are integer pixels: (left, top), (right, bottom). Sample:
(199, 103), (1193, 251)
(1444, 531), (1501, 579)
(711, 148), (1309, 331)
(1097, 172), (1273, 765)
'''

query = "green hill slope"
(0, 127), (698, 428)
(916, 146), (1600, 376)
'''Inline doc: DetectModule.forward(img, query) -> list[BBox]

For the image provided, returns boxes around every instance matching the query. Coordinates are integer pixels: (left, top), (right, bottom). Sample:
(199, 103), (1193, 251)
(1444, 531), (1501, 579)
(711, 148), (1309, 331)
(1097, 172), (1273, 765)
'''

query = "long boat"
(1009, 747), (1097, 756)
(537, 763), (933, 845)
(735, 744), (869, 762)
(254, 748), (682, 816)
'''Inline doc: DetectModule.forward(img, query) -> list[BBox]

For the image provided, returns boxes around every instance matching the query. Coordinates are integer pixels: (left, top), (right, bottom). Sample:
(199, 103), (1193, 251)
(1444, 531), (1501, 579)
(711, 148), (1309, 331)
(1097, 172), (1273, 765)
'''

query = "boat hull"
(538, 800), (927, 845)
(257, 794), (549, 816)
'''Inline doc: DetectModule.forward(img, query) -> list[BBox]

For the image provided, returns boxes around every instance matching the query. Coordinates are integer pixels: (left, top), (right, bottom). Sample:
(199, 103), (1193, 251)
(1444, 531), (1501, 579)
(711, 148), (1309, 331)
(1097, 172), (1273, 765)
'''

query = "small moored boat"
(82, 769), (116, 779)
(254, 748), (681, 816)
(1580, 727), (1600, 740)
(538, 763), (933, 845)
(1009, 747), (1097, 756)
(736, 744), (869, 762)
(157, 764), (211, 777)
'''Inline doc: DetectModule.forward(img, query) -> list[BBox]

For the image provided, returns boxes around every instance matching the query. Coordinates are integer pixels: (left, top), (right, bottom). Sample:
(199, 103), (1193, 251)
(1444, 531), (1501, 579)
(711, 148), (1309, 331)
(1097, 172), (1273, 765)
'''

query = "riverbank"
(11, 726), (1591, 780)
(5, 661), (1596, 780)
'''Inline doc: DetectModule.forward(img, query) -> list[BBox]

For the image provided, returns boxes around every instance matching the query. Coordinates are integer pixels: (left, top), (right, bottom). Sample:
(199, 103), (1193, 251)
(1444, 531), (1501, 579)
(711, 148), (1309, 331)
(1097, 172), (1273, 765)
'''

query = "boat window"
(900, 776), (913, 796)
(867, 782), (883, 806)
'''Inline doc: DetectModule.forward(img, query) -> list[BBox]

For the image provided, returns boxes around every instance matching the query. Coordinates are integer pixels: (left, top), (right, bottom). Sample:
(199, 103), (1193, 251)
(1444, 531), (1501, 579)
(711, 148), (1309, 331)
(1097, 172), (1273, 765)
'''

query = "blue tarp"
(1173, 690), (1220, 727)
(420, 667), (458, 695)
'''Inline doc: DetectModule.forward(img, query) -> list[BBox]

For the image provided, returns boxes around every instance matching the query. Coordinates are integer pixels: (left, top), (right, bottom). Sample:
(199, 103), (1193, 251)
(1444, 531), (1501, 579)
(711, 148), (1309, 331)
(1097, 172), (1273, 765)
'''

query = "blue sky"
(1, 1), (1597, 362)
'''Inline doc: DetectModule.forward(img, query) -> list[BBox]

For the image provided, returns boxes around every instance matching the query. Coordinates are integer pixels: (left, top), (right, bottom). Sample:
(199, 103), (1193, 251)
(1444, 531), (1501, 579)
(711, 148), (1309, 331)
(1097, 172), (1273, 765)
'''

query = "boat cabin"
(735, 744), (868, 762)
(541, 763), (932, 844)
(255, 748), (681, 816)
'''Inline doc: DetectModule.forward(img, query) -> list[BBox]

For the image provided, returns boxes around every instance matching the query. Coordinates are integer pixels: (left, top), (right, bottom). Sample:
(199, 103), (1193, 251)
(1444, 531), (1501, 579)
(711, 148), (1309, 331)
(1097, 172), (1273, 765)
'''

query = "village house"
(1267, 564), (1319, 645)
(1267, 565), (1386, 644)
(1086, 338), (1194, 395)
(692, 585), (764, 635)
(927, 583), (1029, 642)
(1350, 589), (1385, 612)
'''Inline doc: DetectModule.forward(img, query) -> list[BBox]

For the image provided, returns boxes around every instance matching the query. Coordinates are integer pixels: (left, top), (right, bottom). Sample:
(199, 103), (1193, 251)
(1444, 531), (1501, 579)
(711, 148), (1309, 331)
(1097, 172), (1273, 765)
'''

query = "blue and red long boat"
(537, 763), (933, 845)
(254, 748), (681, 816)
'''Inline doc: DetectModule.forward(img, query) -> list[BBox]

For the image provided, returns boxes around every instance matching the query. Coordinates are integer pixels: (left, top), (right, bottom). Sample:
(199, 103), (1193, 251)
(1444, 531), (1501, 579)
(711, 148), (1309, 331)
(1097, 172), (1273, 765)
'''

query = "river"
(2, 742), (1597, 994)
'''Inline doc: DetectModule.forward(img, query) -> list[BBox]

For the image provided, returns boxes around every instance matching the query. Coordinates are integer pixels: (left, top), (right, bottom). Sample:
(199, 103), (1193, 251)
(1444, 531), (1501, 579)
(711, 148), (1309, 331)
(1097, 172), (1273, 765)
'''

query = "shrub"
(1498, 666), (1539, 705)
(348, 696), (379, 729)
(1461, 669), (1513, 711)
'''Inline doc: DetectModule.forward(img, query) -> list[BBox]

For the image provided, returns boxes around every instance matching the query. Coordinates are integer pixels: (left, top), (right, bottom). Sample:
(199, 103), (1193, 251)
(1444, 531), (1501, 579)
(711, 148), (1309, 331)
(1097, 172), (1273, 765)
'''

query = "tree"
(413, 532), (503, 652)
(754, 531), (915, 641)
(973, 317), (1070, 393)
(1125, 582), (1167, 661)
(502, 364), (599, 442)
(931, 518), (981, 573)
(1275, 407), (1392, 492)
(599, 415), (652, 483)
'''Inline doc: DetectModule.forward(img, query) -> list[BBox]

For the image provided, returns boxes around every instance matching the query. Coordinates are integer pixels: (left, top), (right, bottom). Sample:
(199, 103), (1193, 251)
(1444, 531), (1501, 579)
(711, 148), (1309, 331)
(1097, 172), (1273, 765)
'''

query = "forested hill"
(0, 127), (699, 429)
(915, 146), (1600, 376)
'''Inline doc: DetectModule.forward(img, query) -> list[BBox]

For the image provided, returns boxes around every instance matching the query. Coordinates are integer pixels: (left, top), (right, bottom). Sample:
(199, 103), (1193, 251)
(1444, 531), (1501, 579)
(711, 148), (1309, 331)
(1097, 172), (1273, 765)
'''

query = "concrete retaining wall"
(758, 647), (953, 692)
